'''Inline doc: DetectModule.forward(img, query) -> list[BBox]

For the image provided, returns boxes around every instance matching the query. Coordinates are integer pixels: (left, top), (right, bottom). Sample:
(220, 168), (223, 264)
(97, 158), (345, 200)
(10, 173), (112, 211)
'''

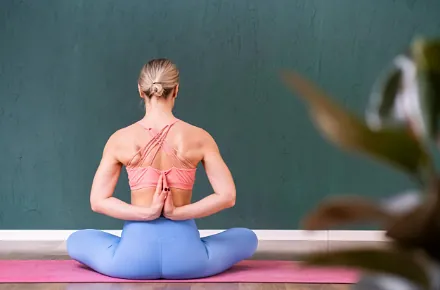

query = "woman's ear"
(138, 84), (145, 99)
(173, 84), (179, 98)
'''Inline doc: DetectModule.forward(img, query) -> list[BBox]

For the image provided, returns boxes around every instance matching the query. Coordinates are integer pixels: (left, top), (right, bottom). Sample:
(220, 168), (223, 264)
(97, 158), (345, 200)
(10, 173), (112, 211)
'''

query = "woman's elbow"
(90, 199), (102, 213)
(223, 192), (236, 208)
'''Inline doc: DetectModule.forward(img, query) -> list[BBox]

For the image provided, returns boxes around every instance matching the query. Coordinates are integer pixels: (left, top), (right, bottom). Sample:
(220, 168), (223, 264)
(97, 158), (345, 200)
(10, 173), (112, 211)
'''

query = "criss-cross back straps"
(126, 122), (171, 167)
(127, 119), (194, 169)
(146, 122), (177, 166)
(145, 121), (195, 169)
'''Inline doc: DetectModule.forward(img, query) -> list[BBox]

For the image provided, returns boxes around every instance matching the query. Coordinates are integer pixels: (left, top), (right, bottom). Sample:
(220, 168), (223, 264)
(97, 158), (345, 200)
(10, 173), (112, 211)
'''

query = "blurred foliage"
(282, 38), (440, 289)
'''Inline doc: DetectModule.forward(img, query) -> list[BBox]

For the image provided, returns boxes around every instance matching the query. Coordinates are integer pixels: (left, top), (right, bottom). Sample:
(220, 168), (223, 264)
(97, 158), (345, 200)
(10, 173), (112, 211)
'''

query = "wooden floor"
(0, 241), (351, 290)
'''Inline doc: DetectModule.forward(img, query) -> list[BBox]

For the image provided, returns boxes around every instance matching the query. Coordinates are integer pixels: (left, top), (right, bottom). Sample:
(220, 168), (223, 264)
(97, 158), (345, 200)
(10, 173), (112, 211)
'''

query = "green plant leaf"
(384, 189), (440, 262)
(385, 201), (432, 247)
(300, 248), (430, 289)
(301, 190), (424, 230)
(365, 38), (440, 144)
(411, 38), (440, 141)
(380, 190), (422, 216)
(281, 70), (432, 180)
(301, 196), (394, 230)
(366, 61), (405, 130)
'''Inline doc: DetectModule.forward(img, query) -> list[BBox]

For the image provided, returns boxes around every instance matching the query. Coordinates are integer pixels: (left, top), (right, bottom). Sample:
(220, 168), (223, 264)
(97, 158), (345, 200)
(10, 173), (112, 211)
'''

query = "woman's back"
(111, 118), (207, 208)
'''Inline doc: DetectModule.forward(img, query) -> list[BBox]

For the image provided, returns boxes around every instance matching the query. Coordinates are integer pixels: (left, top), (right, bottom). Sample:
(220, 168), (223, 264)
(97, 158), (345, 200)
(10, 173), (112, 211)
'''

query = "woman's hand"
(162, 175), (176, 219)
(148, 174), (167, 220)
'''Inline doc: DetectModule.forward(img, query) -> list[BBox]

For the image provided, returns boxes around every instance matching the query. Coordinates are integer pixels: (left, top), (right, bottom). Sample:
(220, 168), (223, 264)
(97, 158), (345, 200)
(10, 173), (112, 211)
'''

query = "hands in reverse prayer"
(150, 174), (176, 219)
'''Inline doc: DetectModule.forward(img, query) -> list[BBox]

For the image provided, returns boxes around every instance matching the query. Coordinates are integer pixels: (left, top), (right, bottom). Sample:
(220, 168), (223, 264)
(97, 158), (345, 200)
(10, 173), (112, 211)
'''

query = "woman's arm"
(166, 132), (236, 220)
(89, 133), (160, 221)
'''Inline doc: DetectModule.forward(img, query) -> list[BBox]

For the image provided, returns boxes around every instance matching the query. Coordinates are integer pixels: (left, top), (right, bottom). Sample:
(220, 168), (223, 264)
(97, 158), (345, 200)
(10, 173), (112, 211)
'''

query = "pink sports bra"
(125, 119), (197, 191)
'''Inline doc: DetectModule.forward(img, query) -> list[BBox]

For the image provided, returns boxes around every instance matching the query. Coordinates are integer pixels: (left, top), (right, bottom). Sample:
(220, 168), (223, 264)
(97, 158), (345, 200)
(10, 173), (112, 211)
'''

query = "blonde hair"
(138, 58), (179, 99)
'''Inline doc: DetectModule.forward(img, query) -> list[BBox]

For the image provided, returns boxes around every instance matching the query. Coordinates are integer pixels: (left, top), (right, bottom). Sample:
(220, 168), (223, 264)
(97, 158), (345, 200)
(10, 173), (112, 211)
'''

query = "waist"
(130, 182), (194, 191)
(122, 217), (199, 240)
(131, 189), (192, 207)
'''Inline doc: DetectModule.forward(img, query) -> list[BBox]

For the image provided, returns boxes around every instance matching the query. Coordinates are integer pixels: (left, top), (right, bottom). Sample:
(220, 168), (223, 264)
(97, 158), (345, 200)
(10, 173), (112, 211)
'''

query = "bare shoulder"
(106, 124), (133, 145)
(102, 123), (139, 157)
(176, 120), (218, 152)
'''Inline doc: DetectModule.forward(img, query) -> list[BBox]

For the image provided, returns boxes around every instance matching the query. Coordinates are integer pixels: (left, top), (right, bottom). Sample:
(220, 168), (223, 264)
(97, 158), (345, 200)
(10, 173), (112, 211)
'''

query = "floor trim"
(0, 230), (388, 242)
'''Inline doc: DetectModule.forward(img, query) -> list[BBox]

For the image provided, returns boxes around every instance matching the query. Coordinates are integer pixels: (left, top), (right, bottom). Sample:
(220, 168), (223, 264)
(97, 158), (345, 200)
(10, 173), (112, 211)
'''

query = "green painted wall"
(1, 0), (439, 230)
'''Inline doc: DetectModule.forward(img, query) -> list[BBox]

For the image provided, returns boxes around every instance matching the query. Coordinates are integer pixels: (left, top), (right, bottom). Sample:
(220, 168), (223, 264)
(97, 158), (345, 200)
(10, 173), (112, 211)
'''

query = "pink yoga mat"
(0, 260), (359, 283)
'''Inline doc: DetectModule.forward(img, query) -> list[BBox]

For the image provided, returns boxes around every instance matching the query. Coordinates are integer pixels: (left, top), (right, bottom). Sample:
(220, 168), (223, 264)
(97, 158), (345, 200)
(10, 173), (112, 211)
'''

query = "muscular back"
(96, 119), (229, 210)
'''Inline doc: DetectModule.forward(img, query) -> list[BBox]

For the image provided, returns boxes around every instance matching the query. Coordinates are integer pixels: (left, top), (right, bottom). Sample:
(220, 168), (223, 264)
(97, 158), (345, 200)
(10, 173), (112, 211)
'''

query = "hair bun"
(150, 83), (164, 97)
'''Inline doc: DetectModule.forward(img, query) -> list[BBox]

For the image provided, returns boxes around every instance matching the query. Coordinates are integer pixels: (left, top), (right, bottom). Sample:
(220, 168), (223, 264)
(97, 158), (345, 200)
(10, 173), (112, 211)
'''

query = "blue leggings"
(67, 217), (258, 279)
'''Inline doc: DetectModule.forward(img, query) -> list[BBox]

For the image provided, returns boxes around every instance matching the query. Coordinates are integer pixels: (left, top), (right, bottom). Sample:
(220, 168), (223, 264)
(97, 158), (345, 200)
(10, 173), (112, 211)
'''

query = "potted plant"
(281, 38), (440, 290)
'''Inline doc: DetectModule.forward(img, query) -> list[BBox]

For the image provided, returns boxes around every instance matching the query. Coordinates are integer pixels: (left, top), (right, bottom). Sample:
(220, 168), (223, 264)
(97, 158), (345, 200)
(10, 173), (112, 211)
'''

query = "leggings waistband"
(122, 217), (199, 240)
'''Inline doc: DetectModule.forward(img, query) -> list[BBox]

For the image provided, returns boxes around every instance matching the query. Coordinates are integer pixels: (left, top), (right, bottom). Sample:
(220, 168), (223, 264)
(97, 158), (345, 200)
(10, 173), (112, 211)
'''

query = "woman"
(67, 59), (258, 279)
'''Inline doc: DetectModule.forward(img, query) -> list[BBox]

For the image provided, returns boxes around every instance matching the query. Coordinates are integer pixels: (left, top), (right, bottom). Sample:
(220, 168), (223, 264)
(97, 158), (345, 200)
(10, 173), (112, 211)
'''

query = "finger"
(162, 173), (169, 193)
(159, 188), (167, 201)
(160, 174), (169, 199)
(155, 174), (163, 194)
(165, 191), (173, 207)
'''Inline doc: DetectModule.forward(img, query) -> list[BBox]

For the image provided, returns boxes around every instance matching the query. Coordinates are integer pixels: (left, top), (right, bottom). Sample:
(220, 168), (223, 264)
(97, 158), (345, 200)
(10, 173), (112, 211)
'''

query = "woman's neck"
(143, 108), (176, 124)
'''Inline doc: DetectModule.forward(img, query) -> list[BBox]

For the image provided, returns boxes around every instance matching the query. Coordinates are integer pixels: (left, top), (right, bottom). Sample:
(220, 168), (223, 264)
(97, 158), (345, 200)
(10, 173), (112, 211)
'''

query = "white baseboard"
(0, 230), (388, 242)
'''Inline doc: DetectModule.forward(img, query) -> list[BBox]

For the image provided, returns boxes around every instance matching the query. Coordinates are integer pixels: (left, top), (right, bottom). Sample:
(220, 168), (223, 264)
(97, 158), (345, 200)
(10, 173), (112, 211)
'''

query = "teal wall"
(1, 0), (439, 230)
